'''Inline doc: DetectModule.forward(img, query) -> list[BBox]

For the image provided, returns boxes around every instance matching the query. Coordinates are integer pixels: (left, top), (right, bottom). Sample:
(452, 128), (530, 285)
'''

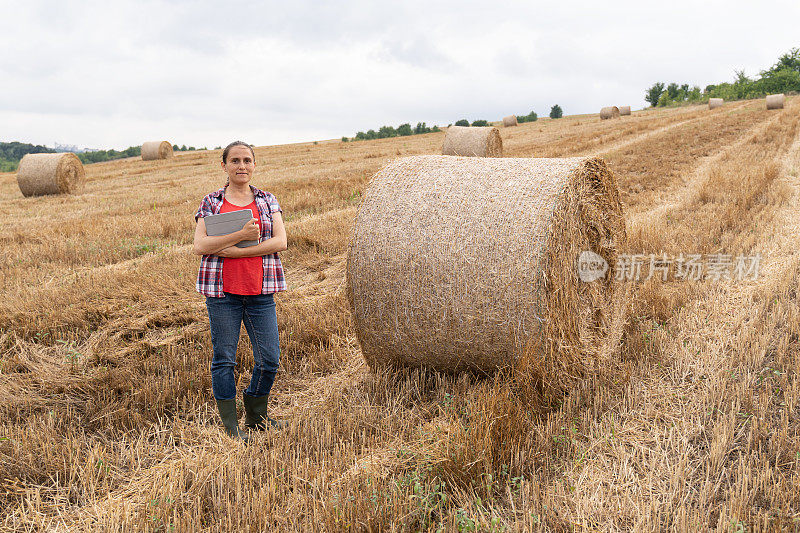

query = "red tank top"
(220, 198), (263, 295)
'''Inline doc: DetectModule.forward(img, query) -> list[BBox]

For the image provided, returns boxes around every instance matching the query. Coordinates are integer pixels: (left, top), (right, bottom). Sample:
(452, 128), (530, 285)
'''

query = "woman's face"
(222, 146), (256, 186)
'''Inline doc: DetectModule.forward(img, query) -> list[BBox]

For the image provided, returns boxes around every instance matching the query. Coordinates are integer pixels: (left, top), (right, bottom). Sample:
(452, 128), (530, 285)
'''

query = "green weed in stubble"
(57, 339), (82, 372)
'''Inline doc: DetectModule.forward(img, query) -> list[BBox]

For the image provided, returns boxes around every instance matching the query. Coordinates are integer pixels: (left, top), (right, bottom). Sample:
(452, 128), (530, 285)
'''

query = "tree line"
(346, 122), (441, 142)
(344, 106), (564, 142)
(645, 48), (800, 107)
(0, 142), (144, 171)
(0, 142), (54, 172)
(0, 142), (224, 172)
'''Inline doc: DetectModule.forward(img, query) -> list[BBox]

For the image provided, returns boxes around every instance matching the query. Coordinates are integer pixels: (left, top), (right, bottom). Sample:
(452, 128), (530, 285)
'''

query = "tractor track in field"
(626, 108), (788, 224)
(589, 102), (751, 159)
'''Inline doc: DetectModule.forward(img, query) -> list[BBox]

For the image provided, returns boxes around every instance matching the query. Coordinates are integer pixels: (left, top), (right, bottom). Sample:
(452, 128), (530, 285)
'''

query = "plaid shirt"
(195, 185), (287, 297)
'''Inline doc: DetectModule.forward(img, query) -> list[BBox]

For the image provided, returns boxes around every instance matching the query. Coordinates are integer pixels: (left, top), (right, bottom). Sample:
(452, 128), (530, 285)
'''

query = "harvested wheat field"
(1, 98), (799, 531)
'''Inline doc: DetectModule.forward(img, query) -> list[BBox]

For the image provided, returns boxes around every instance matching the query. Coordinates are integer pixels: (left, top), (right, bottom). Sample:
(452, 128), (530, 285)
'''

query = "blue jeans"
(206, 292), (280, 401)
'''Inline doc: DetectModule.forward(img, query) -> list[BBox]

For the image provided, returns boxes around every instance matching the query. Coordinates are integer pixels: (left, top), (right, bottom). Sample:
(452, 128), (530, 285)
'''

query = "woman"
(193, 141), (288, 441)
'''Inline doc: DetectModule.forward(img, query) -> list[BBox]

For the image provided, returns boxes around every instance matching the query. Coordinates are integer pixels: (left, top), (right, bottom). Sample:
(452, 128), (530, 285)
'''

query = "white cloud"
(1, 0), (798, 149)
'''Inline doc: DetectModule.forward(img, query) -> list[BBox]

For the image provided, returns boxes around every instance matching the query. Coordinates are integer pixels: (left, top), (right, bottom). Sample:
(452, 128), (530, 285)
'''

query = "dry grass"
(605, 99), (775, 212)
(1, 97), (799, 531)
(504, 102), (708, 159)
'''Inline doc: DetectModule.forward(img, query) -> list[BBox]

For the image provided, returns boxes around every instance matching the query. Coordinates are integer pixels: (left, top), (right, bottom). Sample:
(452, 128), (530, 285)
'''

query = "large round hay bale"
(442, 126), (502, 157)
(600, 106), (620, 120)
(141, 141), (173, 161)
(347, 155), (626, 386)
(619, 106), (631, 116)
(766, 93), (785, 110)
(502, 115), (518, 127)
(16, 153), (85, 197)
(708, 98), (724, 110)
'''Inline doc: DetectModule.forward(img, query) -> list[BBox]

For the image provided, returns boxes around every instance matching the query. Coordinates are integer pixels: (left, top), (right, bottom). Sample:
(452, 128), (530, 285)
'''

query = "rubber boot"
(243, 392), (288, 430)
(243, 371), (287, 430)
(216, 398), (249, 442)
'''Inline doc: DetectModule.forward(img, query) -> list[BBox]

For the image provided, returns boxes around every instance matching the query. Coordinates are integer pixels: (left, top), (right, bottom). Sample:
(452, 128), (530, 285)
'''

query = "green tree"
(549, 105), (563, 119)
(396, 123), (413, 136)
(454, 119), (469, 127)
(764, 48), (800, 76)
(0, 141), (55, 162)
(471, 119), (489, 126)
(414, 122), (431, 134)
(731, 70), (754, 99)
(687, 85), (702, 102)
(758, 68), (800, 94)
(666, 82), (681, 100)
(645, 82), (665, 107)
(377, 126), (397, 138)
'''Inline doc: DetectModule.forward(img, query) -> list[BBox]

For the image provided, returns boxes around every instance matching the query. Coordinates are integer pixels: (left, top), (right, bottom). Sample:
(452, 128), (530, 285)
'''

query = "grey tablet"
(204, 209), (259, 248)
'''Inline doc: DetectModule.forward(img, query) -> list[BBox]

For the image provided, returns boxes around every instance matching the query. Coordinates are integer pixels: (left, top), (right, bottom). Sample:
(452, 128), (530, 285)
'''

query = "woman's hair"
(222, 141), (255, 163)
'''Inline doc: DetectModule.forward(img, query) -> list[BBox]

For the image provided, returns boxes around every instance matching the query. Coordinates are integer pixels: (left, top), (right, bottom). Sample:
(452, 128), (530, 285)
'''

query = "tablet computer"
(204, 209), (259, 248)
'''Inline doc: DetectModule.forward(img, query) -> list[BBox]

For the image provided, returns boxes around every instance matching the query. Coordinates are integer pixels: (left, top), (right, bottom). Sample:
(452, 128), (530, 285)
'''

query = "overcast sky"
(2, 0), (798, 150)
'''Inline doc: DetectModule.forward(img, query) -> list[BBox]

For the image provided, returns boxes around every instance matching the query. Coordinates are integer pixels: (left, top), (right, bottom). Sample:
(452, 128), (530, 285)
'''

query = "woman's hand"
(216, 246), (245, 258)
(238, 218), (260, 241)
(222, 213), (287, 258)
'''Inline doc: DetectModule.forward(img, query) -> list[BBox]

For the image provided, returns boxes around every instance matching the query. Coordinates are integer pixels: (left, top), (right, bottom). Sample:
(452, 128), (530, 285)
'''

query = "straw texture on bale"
(16, 153), (85, 197)
(600, 106), (620, 120)
(141, 141), (174, 160)
(709, 98), (724, 110)
(502, 115), (518, 127)
(441, 126), (503, 157)
(766, 93), (785, 110)
(619, 106), (631, 116)
(347, 155), (626, 385)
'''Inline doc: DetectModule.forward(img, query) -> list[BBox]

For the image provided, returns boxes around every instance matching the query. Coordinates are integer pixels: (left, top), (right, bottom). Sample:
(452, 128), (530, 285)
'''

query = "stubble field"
(1, 99), (799, 531)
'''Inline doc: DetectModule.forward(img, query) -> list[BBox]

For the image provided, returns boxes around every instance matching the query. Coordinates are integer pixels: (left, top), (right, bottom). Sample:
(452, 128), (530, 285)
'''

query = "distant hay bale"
(16, 153), (85, 197)
(600, 106), (620, 120)
(709, 98), (724, 110)
(766, 94), (785, 110)
(619, 106), (631, 116)
(346, 155), (626, 386)
(502, 115), (518, 127)
(442, 126), (502, 157)
(141, 141), (173, 161)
